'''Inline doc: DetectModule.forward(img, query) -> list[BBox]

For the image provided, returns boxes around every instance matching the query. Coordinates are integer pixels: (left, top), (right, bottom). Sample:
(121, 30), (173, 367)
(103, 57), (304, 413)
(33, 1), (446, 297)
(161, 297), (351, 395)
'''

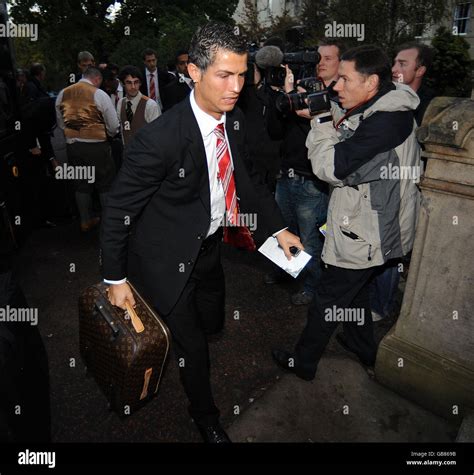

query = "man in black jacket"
(263, 40), (347, 305)
(139, 48), (172, 112)
(162, 50), (193, 111)
(101, 22), (302, 443)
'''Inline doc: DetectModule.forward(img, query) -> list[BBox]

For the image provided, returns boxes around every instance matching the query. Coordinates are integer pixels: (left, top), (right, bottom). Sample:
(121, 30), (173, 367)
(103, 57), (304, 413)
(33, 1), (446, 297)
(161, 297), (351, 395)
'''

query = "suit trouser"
(295, 264), (379, 378)
(163, 232), (225, 426)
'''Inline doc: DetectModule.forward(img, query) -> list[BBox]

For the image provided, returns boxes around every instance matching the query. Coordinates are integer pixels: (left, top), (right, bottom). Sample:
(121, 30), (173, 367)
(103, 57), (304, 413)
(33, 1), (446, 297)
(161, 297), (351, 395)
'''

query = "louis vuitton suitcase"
(78, 281), (171, 416)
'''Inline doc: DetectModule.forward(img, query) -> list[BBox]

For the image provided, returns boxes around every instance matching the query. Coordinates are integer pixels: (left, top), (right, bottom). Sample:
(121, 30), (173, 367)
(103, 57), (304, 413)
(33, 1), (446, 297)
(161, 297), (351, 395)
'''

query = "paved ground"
(14, 218), (459, 445)
(228, 358), (456, 443)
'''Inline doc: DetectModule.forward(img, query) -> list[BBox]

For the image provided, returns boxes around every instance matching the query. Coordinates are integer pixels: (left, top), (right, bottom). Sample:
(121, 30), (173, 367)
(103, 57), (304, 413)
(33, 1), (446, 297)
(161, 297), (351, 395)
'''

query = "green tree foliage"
(426, 27), (473, 97)
(267, 9), (299, 46)
(326, 0), (448, 51)
(300, 0), (330, 46)
(235, 0), (267, 44)
(11, 0), (117, 90)
(235, 2), (299, 48)
(10, 0), (238, 91)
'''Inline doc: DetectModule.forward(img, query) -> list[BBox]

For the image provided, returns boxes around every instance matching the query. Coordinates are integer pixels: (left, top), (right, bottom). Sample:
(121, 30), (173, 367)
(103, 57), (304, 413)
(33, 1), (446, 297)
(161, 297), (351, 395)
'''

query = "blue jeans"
(369, 261), (400, 318)
(275, 174), (328, 294)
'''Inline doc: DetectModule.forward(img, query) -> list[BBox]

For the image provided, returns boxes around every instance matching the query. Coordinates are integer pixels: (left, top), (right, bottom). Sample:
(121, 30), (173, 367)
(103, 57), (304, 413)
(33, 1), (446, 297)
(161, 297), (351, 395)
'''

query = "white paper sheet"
(258, 236), (312, 278)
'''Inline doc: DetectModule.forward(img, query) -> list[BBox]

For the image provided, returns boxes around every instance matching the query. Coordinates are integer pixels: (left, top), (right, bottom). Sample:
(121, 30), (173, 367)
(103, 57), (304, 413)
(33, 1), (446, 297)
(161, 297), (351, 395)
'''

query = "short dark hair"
(30, 63), (45, 77)
(101, 68), (114, 81)
(175, 49), (189, 64)
(83, 66), (103, 80)
(189, 22), (246, 71)
(341, 45), (392, 90)
(395, 42), (433, 70)
(318, 39), (347, 59)
(142, 48), (157, 59)
(118, 65), (143, 84)
(108, 63), (119, 73)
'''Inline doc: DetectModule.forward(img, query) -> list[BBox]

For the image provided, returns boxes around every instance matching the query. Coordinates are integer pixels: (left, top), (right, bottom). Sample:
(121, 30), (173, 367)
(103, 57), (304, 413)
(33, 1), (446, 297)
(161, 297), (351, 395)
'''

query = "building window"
(453, 2), (471, 35)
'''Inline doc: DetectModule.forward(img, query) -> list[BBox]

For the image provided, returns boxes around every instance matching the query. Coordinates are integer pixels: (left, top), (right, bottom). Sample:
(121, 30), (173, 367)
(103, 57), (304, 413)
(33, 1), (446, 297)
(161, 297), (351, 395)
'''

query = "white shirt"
(145, 68), (162, 109)
(110, 82), (123, 109)
(116, 91), (161, 125)
(189, 89), (227, 238)
(55, 78), (119, 144)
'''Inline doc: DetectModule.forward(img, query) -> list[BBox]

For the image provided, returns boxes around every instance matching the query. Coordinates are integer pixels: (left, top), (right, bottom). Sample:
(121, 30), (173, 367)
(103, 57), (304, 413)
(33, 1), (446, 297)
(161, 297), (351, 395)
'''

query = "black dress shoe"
(195, 422), (231, 443)
(335, 333), (376, 368)
(271, 349), (314, 381)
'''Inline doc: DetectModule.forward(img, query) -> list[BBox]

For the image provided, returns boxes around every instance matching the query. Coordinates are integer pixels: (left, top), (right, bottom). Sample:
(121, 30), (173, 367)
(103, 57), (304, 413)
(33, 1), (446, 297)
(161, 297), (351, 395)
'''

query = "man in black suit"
(101, 22), (302, 443)
(162, 50), (193, 111)
(139, 48), (171, 113)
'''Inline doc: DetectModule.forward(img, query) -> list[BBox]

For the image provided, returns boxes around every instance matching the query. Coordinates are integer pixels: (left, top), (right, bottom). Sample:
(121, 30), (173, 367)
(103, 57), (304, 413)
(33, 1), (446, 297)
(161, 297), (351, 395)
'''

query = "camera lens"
(276, 92), (307, 114)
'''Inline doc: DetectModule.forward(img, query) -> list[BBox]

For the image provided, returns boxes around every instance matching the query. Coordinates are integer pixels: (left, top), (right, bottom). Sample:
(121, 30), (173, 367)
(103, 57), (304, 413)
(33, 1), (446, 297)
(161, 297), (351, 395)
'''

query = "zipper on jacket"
(368, 244), (372, 261)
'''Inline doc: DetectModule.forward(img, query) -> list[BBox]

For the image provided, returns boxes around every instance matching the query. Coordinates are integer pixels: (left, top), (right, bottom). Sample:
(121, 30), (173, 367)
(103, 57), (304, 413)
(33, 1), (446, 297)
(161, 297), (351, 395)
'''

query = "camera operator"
(272, 45), (421, 380)
(236, 55), (282, 197)
(294, 40), (345, 120)
(263, 43), (346, 306)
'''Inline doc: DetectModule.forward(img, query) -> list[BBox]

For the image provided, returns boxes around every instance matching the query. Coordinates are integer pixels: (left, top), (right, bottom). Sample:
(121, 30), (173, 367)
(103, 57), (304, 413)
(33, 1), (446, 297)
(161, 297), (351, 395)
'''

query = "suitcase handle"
(125, 301), (145, 334)
(95, 299), (120, 338)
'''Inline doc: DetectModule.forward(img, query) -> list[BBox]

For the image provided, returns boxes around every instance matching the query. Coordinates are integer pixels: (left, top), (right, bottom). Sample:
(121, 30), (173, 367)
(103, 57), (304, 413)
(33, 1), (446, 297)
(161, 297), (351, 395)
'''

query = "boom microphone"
(255, 46), (284, 69)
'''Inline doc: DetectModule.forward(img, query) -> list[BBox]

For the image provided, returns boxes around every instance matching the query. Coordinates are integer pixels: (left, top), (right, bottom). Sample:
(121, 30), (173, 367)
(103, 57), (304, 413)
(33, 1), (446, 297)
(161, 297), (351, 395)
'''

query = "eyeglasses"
(124, 80), (140, 86)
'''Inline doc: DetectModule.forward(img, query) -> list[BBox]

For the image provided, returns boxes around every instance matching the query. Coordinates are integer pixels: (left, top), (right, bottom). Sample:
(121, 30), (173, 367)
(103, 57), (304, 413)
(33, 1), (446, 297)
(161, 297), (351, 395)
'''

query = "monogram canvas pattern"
(78, 282), (171, 415)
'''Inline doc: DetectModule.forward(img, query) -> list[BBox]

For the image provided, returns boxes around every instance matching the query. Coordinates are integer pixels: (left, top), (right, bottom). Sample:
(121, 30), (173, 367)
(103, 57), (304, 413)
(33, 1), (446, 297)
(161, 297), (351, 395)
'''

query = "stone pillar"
(375, 97), (474, 422)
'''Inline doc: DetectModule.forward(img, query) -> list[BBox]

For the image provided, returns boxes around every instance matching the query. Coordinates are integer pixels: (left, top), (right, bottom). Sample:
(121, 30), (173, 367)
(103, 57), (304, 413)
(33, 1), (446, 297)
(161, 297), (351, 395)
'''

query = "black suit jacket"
(162, 76), (192, 111)
(139, 68), (171, 108)
(101, 97), (284, 315)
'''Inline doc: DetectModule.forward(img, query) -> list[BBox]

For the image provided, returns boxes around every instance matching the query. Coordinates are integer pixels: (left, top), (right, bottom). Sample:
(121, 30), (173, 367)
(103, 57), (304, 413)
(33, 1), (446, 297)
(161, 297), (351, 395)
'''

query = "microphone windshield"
(255, 46), (284, 69)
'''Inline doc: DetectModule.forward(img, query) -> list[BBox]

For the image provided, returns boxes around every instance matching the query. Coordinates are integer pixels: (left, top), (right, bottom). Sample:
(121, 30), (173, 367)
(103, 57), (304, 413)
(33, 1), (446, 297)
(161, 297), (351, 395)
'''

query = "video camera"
(264, 51), (321, 88)
(275, 77), (335, 116)
(248, 44), (321, 88)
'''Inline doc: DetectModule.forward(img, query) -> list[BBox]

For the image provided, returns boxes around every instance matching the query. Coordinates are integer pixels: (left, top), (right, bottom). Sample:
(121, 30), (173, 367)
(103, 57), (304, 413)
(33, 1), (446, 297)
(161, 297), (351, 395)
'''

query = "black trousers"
(163, 231), (225, 426)
(295, 264), (379, 378)
(66, 141), (116, 193)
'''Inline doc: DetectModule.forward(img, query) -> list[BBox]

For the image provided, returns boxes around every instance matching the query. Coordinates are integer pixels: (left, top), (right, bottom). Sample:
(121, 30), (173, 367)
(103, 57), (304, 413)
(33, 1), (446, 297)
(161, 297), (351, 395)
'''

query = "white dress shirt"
(55, 78), (119, 144)
(189, 89), (228, 238)
(116, 91), (161, 124)
(110, 82), (123, 109)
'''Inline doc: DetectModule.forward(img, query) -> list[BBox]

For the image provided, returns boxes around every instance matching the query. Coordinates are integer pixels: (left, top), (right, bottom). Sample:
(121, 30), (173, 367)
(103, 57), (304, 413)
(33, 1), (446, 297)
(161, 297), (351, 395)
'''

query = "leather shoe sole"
(271, 349), (314, 381)
(195, 422), (231, 443)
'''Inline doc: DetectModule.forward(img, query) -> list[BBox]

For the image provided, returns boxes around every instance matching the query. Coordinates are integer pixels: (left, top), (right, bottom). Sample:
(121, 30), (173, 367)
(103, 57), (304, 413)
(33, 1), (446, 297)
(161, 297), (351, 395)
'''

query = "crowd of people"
(2, 21), (436, 443)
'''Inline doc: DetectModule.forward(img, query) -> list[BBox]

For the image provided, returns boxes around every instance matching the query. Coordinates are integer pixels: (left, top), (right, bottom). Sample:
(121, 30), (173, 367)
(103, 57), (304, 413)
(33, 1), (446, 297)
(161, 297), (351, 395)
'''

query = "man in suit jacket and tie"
(102, 22), (303, 443)
(162, 50), (193, 111)
(139, 48), (171, 112)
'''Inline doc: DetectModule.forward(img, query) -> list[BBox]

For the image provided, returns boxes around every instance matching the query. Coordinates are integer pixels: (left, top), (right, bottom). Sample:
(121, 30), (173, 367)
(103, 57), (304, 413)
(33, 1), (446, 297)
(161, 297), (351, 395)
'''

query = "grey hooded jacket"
(306, 82), (421, 269)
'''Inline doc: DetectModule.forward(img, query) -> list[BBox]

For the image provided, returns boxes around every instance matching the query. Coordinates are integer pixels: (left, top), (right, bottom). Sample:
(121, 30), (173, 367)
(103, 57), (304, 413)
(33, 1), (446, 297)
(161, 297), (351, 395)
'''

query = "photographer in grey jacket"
(272, 45), (421, 380)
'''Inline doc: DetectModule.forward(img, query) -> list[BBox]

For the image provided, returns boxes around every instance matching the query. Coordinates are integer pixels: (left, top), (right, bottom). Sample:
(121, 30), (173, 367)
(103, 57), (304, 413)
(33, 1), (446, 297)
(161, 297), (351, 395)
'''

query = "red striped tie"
(149, 74), (156, 101)
(215, 123), (238, 225)
(214, 123), (256, 251)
